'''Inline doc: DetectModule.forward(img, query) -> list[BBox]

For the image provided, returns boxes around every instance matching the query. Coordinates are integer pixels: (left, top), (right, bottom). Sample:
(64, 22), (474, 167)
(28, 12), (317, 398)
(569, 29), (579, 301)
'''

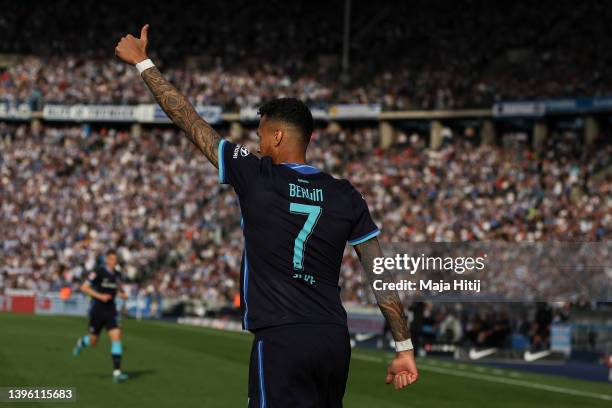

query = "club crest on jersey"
(233, 145), (250, 159)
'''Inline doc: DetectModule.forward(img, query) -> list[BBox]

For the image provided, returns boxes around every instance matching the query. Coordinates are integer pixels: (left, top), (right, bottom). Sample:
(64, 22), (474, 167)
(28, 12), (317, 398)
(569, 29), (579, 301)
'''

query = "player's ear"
(273, 128), (283, 147)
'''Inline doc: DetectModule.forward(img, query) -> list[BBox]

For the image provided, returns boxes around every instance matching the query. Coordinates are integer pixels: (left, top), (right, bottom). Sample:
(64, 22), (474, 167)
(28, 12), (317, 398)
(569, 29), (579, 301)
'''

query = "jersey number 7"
(289, 202), (322, 270)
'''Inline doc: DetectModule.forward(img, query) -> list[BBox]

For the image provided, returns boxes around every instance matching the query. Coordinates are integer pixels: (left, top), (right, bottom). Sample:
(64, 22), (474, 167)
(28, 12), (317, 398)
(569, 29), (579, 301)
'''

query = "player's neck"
(272, 143), (307, 165)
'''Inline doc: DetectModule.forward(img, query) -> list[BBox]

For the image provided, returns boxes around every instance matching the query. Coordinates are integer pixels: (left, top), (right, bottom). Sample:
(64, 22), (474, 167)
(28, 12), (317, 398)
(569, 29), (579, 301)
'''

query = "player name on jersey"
(288, 183), (324, 202)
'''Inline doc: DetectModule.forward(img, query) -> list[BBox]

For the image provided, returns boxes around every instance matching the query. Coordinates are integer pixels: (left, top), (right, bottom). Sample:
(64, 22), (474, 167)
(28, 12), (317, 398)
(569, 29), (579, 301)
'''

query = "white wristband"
(135, 59), (155, 74)
(395, 339), (414, 352)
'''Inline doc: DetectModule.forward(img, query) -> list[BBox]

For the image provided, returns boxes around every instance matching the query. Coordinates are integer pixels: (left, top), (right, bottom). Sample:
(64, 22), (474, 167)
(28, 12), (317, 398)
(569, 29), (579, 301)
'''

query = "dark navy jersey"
(87, 265), (121, 310)
(218, 140), (380, 331)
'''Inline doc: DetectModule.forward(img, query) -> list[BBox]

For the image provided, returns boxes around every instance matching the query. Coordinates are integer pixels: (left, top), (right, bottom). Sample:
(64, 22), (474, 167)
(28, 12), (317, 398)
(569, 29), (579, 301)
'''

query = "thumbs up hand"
(115, 24), (150, 65)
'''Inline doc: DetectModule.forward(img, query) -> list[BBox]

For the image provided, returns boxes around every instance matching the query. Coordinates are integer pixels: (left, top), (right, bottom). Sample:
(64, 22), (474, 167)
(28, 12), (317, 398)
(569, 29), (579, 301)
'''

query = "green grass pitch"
(0, 313), (610, 407)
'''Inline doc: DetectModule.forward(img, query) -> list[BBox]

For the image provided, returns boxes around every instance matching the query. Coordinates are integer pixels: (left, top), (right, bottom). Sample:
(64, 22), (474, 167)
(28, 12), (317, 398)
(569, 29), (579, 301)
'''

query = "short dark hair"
(106, 249), (117, 257)
(258, 98), (314, 146)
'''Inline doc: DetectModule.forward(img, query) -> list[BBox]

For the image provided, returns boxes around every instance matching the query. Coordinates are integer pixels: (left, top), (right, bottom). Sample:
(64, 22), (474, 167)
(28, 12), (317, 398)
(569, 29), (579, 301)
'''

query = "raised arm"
(114, 24), (221, 167)
(354, 237), (419, 389)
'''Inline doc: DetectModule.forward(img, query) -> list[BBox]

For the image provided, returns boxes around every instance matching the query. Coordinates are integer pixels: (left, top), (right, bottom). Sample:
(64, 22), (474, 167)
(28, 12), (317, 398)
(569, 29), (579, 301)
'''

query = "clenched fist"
(115, 24), (149, 65)
(385, 350), (419, 390)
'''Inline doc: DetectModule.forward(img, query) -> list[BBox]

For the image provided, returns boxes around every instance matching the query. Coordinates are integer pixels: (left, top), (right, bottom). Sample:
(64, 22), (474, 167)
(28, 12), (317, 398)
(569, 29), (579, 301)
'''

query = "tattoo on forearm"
(355, 238), (411, 342)
(141, 67), (221, 167)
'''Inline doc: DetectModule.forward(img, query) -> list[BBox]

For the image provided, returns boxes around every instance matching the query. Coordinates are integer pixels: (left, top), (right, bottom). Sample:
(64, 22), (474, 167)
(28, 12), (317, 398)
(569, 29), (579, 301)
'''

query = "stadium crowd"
(1, 123), (610, 307)
(405, 301), (570, 350)
(1, 0), (611, 110)
(1, 0), (610, 353)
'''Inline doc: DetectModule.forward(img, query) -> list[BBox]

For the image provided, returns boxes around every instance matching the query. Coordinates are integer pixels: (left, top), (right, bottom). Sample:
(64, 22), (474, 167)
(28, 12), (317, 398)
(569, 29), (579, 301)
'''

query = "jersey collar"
(282, 162), (321, 174)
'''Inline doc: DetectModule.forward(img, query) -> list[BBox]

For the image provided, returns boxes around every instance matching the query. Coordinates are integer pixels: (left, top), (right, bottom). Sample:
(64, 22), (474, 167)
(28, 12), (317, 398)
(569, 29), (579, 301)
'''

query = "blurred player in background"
(72, 249), (129, 384)
(602, 354), (612, 382)
(115, 25), (418, 406)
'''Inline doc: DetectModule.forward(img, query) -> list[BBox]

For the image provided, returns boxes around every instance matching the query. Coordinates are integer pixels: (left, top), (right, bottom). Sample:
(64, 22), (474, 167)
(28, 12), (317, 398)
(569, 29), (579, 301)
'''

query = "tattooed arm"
(114, 24), (221, 167)
(354, 237), (419, 389)
(354, 238), (410, 341)
(140, 67), (221, 167)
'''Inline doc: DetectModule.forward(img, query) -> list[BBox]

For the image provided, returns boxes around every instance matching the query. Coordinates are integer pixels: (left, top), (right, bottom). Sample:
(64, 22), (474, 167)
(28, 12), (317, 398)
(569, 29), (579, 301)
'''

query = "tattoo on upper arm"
(141, 67), (221, 168)
(355, 238), (411, 342)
